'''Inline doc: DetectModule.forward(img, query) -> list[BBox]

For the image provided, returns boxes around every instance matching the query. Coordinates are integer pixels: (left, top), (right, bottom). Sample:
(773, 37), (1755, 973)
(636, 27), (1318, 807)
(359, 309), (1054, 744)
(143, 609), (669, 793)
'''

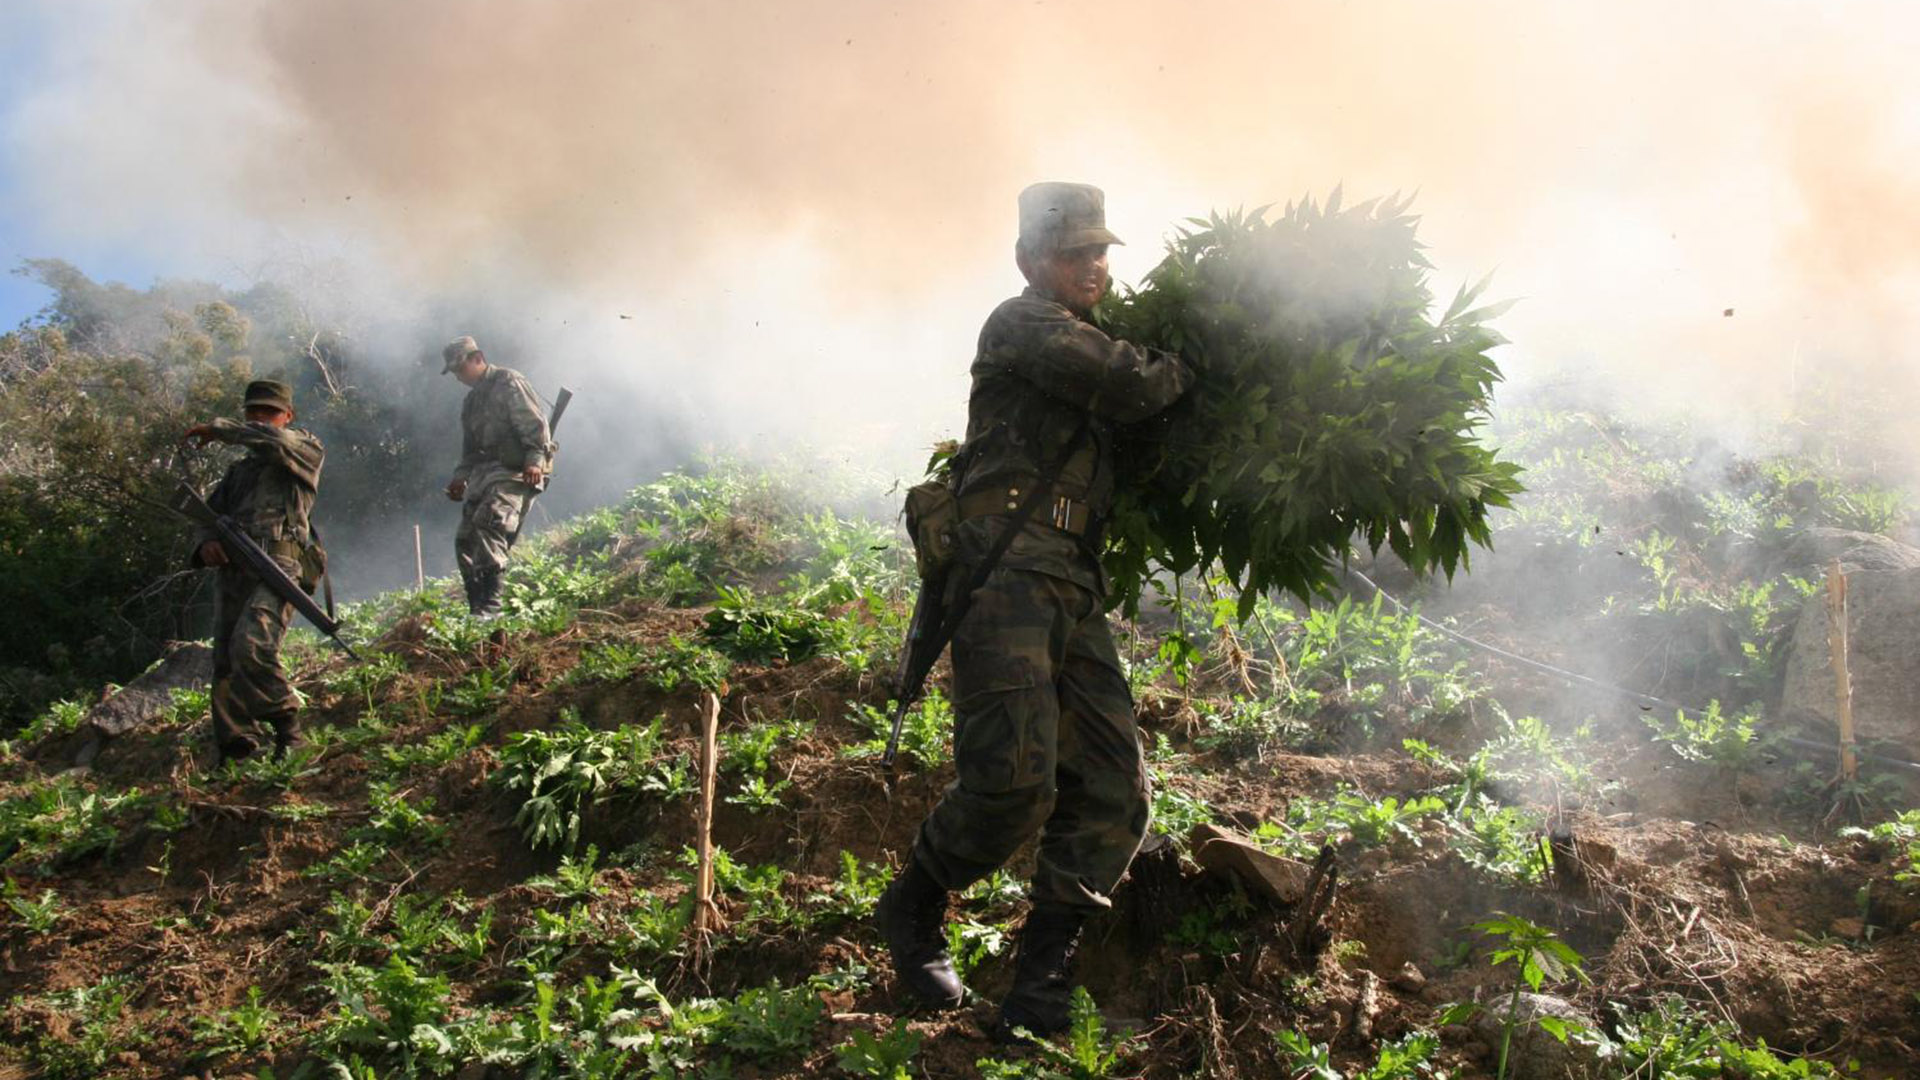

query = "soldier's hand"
(523, 464), (544, 487)
(445, 478), (467, 502)
(182, 423), (221, 449)
(198, 540), (229, 567)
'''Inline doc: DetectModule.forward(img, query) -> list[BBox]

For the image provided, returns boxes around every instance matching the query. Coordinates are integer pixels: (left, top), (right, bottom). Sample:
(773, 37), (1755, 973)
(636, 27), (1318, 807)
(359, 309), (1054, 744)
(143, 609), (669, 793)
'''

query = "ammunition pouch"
(902, 479), (961, 580)
(268, 537), (326, 595)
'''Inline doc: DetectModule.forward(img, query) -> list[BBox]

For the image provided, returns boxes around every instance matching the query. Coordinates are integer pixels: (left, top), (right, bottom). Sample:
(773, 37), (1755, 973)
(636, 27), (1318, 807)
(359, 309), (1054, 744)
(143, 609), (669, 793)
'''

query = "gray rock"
(1777, 528), (1920, 577)
(1469, 992), (1601, 1080)
(1780, 568), (1920, 754)
(84, 640), (212, 738)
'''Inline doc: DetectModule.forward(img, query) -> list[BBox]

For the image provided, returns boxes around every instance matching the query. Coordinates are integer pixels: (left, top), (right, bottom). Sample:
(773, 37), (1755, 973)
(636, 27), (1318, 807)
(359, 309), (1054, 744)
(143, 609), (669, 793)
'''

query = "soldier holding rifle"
(440, 335), (554, 617)
(182, 379), (326, 766)
(876, 183), (1197, 1038)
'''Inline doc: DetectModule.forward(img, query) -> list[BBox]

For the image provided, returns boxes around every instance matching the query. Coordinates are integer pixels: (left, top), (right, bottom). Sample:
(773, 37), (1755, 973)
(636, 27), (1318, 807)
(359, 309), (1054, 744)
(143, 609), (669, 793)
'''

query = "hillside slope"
(3, 444), (1918, 1079)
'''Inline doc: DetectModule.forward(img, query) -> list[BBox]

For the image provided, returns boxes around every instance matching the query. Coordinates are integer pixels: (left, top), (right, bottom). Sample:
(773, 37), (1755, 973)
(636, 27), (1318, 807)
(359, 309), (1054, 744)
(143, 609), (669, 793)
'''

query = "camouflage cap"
(441, 335), (481, 373)
(1018, 182), (1124, 253)
(243, 379), (293, 413)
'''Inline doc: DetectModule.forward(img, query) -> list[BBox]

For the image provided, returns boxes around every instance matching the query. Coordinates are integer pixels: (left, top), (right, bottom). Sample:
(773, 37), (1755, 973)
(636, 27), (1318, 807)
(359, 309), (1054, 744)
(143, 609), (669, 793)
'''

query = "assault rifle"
(884, 418), (1092, 768)
(169, 481), (363, 661)
(508, 386), (574, 547)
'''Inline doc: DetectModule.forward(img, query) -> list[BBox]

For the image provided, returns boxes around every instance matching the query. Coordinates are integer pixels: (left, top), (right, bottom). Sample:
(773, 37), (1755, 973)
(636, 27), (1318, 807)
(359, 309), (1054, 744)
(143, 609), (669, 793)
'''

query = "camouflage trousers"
(209, 558), (300, 752)
(913, 567), (1150, 912)
(455, 466), (536, 577)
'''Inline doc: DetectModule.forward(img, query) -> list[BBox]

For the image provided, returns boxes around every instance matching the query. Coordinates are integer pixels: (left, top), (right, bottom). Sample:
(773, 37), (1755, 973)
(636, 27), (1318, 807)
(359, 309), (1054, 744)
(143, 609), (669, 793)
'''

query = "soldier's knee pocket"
(952, 681), (1048, 794)
(976, 782), (1056, 840)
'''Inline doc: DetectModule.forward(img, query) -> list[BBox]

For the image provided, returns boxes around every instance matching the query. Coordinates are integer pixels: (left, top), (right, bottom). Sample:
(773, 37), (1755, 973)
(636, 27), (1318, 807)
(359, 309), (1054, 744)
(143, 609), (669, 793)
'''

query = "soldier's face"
(243, 404), (292, 428)
(454, 353), (487, 387)
(1025, 243), (1110, 315)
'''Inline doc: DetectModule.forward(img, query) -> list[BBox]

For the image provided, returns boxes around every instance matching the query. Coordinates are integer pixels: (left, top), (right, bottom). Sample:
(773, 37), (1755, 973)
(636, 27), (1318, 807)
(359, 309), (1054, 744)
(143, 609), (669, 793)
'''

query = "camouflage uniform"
(912, 286), (1195, 911)
(190, 414), (325, 759)
(453, 365), (553, 584)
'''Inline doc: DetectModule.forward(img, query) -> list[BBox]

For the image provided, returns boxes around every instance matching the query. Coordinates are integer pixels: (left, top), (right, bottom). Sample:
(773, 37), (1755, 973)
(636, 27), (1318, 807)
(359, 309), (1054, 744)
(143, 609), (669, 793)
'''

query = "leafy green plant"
(314, 955), (462, 1075)
(1842, 808), (1920, 882)
(569, 640), (647, 685)
(847, 689), (953, 770)
(0, 775), (146, 870)
(20, 698), (86, 742)
(2, 879), (65, 933)
(836, 1023), (922, 1079)
(494, 712), (674, 850)
(376, 721), (488, 777)
(1447, 798), (1551, 885)
(1645, 700), (1768, 777)
(1453, 913), (1591, 1080)
(444, 660), (515, 716)
(1275, 1029), (1439, 1079)
(716, 980), (824, 1061)
(526, 845), (607, 901)
(983, 986), (1130, 1079)
(1095, 193), (1523, 616)
(191, 985), (280, 1059)
(20, 974), (152, 1079)
(642, 635), (734, 694)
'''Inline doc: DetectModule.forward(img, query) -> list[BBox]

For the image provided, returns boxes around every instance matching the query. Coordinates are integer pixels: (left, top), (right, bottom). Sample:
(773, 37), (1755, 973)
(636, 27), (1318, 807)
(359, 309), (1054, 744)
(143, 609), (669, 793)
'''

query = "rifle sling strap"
(936, 415), (1094, 641)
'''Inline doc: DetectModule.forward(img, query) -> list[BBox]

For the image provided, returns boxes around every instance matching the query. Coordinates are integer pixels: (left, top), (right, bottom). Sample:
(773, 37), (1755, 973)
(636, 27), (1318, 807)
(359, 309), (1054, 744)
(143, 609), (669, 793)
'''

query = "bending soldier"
(441, 335), (554, 617)
(183, 379), (326, 767)
(876, 183), (1197, 1037)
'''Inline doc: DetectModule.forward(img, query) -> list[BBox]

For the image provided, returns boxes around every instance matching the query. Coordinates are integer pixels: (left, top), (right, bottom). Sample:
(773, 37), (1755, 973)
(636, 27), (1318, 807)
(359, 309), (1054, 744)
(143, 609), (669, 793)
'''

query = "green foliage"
(0, 775), (146, 870)
(1258, 790), (1446, 855)
(493, 712), (679, 850)
(15, 974), (151, 1079)
(443, 660), (514, 716)
(314, 955), (461, 1076)
(526, 845), (607, 902)
(21, 698), (86, 742)
(835, 1024), (922, 1079)
(981, 987), (1129, 1079)
(642, 635), (734, 694)
(1095, 193), (1523, 616)
(1841, 809), (1920, 883)
(705, 584), (837, 663)
(1274, 1029), (1439, 1079)
(1466, 913), (1590, 1080)
(0, 264), (435, 728)
(2, 879), (65, 933)
(1149, 764), (1217, 839)
(376, 722), (488, 777)
(569, 640), (648, 685)
(715, 980), (825, 1061)
(846, 689), (954, 770)
(945, 918), (1010, 978)
(1645, 700), (1768, 775)
(191, 985), (280, 1059)
(1447, 798), (1551, 885)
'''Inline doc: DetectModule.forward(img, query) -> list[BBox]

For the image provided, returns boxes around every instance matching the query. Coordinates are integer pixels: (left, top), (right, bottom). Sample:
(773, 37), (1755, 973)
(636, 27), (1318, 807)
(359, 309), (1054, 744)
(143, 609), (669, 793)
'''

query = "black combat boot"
(470, 568), (504, 618)
(268, 712), (304, 760)
(874, 856), (965, 1008)
(214, 733), (259, 770)
(994, 904), (1088, 1041)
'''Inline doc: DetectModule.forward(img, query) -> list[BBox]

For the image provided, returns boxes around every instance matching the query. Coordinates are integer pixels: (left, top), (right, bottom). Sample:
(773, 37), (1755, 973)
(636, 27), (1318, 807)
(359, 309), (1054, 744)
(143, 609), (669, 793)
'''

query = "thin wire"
(1344, 568), (1920, 776)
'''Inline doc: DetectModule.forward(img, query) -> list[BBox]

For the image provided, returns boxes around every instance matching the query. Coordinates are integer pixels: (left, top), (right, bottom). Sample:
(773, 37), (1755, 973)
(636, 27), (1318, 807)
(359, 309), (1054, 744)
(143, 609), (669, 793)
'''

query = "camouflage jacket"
(954, 287), (1195, 594)
(456, 366), (553, 482)
(191, 419), (326, 564)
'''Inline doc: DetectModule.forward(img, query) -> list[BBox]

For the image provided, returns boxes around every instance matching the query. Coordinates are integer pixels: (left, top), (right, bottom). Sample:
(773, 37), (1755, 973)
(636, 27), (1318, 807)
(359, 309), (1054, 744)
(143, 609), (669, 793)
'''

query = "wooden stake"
(1825, 559), (1858, 784)
(413, 525), (425, 592)
(693, 691), (724, 933)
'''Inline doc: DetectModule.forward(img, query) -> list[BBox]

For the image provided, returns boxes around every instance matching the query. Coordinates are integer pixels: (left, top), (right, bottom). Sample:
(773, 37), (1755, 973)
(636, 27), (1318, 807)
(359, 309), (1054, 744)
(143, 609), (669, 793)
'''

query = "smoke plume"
(6, 0), (1920, 481)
